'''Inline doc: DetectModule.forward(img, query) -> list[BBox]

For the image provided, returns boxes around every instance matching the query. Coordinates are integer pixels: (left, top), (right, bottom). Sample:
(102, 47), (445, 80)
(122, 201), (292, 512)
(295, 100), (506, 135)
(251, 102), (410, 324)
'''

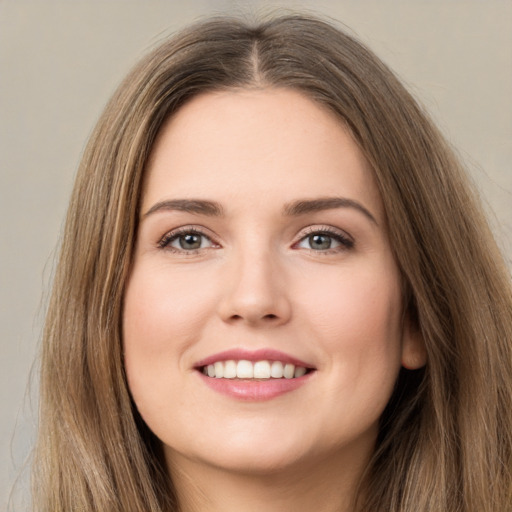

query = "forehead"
(143, 88), (383, 220)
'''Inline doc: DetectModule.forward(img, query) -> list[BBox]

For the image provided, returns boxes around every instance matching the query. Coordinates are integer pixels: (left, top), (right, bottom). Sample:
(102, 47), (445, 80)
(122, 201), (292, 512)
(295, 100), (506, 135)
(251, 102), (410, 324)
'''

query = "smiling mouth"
(199, 359), (314, 380)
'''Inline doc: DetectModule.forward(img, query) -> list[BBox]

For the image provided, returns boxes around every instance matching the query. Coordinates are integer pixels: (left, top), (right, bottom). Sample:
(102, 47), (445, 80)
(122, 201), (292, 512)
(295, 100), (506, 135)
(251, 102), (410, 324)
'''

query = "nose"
(217, 249), (292, 327)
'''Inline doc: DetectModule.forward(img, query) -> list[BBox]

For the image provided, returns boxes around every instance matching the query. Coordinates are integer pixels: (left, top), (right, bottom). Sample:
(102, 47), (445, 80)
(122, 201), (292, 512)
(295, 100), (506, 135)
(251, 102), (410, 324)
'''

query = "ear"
(401, 320), (427, 370)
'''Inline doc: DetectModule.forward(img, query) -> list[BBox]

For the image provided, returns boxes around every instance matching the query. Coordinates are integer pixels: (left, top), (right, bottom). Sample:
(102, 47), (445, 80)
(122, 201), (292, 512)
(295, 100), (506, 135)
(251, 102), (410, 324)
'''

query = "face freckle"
(122, 88), (425, 478)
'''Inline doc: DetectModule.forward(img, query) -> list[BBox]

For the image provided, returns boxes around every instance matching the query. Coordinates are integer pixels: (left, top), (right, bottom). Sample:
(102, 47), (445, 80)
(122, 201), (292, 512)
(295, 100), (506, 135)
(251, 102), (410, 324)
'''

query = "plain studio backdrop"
(1, 0), (511, 508)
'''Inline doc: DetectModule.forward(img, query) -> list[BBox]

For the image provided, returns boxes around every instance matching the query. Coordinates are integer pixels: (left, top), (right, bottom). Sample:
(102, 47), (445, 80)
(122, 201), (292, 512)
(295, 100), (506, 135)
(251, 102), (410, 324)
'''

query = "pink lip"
(194, 348), (314, 369)
(194, 348), (315, 401)
(197, 371), (314, 401)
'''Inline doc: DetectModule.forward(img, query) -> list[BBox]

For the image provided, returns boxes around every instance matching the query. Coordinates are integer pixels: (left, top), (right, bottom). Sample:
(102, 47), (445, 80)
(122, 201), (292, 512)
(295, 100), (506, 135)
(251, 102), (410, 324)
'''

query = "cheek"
(297, 262), (404, 384)
(123, 264), (213, 354)
(294, 263), (404, 440)
(122, 264), (216, 409)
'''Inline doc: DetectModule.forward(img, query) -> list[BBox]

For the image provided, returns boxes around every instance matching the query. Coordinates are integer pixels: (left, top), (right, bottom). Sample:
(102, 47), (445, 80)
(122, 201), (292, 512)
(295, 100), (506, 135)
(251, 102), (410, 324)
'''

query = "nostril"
(230, 313), (278, 321)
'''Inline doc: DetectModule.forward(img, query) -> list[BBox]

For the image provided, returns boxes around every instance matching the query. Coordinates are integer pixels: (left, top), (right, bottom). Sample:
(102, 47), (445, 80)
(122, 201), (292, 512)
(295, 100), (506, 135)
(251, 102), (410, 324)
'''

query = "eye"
(173, 233), (209, 250)
(295, 228), (354, 252)
(158, 228), (217, 252)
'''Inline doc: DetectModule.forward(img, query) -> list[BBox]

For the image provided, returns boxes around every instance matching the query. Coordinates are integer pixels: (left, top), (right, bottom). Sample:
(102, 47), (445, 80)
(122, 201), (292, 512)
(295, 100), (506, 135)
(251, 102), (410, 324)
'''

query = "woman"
(32, 14), (512, 512)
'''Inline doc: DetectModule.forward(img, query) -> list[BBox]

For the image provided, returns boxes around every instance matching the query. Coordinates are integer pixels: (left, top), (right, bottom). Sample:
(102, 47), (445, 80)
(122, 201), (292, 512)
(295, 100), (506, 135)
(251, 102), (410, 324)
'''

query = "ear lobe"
(401, 322), (427, 370)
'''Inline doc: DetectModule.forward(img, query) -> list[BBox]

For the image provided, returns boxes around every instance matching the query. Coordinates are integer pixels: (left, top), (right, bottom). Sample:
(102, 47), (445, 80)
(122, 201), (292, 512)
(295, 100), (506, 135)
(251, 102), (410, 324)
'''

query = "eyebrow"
(143, 199), (224, 218)
(283, 197), (378, 225)
(143, 196), (377, 225)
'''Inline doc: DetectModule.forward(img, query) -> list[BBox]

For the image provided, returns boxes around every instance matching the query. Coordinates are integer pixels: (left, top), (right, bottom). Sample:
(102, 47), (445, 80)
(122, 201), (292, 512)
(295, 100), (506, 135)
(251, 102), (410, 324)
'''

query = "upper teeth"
(202, 360), (307, 379)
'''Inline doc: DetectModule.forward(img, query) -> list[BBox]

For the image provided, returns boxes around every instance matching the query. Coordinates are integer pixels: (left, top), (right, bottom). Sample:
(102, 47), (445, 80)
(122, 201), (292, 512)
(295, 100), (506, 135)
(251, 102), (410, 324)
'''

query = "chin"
(164, 424), (317, 477)
(183, 447), (311, 477)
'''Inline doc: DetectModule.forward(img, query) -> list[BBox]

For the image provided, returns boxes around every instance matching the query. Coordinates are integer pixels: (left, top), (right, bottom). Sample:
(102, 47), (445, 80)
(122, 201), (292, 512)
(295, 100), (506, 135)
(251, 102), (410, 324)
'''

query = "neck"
(167, 449), (369, 512)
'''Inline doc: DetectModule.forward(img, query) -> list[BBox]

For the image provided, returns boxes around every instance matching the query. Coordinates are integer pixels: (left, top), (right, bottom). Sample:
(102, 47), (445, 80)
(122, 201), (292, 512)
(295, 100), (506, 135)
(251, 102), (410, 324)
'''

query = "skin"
(123, 88), (425, 512)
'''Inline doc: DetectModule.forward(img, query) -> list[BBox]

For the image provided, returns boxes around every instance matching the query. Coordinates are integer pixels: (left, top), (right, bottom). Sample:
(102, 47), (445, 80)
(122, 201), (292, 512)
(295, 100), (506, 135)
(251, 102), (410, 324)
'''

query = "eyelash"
(293, 225), (354, 254)
(157, 225), (354, 255)
(157, 226), (216, 254)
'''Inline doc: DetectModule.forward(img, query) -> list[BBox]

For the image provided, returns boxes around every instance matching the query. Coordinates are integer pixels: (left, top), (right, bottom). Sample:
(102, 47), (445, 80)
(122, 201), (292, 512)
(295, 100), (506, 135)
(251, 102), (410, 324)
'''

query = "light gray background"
(1, 1), (511, 508)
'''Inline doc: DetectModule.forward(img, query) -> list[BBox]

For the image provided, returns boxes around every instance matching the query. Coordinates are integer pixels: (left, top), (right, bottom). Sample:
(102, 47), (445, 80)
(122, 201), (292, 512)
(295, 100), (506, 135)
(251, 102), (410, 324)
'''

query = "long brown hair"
(33, 14), (512, 511)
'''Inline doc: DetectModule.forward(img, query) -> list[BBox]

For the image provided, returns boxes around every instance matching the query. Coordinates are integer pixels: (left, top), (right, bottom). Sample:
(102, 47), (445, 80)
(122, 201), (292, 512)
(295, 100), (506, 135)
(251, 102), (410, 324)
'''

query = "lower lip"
(197, 371), (314, 401)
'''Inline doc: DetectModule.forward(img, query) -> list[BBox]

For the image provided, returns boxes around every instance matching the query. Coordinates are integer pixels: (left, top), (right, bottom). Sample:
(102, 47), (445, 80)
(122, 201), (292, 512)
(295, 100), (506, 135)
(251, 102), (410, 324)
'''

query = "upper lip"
(194, 348), (315, 369)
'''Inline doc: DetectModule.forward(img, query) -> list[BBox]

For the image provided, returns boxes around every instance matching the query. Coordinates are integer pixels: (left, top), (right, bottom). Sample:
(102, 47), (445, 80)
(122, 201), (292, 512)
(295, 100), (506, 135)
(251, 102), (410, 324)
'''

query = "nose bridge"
(218, 238), (291, 326)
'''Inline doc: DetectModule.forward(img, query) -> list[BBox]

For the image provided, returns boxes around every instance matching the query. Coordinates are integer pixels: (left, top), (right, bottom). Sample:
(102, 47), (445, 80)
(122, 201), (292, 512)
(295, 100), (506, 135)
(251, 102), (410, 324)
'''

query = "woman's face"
(123, 88), (424, 475)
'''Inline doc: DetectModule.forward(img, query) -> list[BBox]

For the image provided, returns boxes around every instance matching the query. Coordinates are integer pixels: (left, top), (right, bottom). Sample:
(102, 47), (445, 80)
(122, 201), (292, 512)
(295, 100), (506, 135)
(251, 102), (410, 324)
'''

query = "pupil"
(310, 234), (331, 250)
(180, 233), (201, 250)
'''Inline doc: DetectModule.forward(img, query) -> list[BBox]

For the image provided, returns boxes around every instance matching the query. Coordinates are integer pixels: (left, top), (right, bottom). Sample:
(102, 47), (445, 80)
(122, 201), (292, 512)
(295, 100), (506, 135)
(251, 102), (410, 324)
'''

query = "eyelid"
(293, 225), (354, 252)
(157, 225), (220, 252)
(156, 223), (353, 254)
